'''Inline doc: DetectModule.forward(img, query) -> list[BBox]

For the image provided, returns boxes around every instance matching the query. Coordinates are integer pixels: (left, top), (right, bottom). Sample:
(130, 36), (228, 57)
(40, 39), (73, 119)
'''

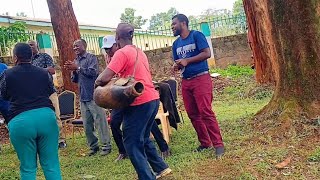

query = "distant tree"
(188, 15), (198, 24)
(1, 12), (9, 16)
(0, 22), (29, 56)
(148, 7), (178, 30)
(199, 8), (232, 20)
(233, 0), (245, 15)
(16, 12), (27, 17)
(120, 8), (147, 29)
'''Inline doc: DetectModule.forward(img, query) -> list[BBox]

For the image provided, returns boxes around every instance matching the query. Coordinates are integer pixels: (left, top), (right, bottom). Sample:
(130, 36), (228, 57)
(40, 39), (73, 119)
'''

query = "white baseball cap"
(101, 35), (116, 49)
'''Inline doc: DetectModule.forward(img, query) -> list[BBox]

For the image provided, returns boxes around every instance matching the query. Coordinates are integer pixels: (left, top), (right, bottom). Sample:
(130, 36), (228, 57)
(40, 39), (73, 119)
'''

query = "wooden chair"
(155, 102), (171, 143)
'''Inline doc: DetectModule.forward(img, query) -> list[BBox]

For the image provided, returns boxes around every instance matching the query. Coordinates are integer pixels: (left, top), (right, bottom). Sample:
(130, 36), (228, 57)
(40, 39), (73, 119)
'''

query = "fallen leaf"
(282, 172), (291, 176)
(275, 157), (291, 169)
(83, 175), (96, 179)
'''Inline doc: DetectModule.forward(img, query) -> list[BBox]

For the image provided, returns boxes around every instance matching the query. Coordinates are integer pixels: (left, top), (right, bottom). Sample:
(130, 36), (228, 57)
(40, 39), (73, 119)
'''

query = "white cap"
(101, 35), (116, 49)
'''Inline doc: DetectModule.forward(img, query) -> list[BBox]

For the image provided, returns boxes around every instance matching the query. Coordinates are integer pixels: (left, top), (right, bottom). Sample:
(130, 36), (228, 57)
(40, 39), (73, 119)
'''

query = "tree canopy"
(120, 8), (147, 29)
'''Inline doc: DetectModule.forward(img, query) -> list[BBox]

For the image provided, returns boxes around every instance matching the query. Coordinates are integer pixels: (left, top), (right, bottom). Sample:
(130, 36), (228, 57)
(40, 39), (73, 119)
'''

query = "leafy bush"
(0, 22), (29, 56)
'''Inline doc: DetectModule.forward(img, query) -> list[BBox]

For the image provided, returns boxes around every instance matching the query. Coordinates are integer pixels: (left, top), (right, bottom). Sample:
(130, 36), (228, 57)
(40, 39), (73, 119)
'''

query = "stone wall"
(0, 33), (253, 87)
(212, 33), (253, 68)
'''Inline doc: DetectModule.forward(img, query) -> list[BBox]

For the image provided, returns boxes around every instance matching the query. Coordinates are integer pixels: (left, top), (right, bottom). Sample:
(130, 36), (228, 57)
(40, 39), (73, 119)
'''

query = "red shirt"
(107, 45), (159, 106)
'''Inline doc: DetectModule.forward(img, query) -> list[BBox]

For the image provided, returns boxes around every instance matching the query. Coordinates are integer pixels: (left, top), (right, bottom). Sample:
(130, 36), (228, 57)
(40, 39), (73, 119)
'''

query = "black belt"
(185, 71), (209, 80)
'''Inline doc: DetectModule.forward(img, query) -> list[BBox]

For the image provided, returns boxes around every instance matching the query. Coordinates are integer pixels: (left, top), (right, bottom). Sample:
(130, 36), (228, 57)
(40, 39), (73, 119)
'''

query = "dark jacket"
(154, 82), (181, 130)
(0, 63), (55, 123)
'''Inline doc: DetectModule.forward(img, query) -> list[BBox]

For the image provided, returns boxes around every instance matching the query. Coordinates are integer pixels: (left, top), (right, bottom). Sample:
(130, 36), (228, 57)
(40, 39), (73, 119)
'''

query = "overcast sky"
(0, 0), (236, 28)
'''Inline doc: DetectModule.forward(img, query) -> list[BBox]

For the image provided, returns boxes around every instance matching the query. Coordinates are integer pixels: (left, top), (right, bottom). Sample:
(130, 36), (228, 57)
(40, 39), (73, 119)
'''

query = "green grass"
(1, 66), (319, 179)
(308, 147), (320, 162)
(210, 65), (255, 79)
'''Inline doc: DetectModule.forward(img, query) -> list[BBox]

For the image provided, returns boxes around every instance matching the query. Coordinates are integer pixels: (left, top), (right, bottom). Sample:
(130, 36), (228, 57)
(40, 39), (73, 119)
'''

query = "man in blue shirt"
(64, 39), (111, 156)
(171, 14), (224, 158)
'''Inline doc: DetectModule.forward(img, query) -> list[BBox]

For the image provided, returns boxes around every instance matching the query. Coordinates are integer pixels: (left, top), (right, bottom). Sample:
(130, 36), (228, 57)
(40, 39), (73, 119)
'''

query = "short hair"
(172, 14), (189, 27)
(13, 43), (32, 62)
(116, 23), (134, 41)
(79, 39), (87, 48)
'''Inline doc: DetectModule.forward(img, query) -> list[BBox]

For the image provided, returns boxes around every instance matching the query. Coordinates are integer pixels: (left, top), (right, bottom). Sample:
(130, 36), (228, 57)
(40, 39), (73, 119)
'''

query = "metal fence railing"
(0, 13), (247, 56)
(207, 14), (247, 37)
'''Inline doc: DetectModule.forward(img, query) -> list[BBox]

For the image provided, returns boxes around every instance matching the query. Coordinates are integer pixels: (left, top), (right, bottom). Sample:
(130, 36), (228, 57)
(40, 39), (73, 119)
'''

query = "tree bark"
(243, 0), (275, 84)
(243, 0), (320, 126)
(47, 0), (80, 92)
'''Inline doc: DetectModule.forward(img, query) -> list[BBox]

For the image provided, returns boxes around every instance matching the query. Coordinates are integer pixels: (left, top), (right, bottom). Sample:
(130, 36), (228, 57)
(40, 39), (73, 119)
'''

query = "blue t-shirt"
(0, 63), (7, 73)
(172, 30), (209, 79)
(0, 63), (10, 120)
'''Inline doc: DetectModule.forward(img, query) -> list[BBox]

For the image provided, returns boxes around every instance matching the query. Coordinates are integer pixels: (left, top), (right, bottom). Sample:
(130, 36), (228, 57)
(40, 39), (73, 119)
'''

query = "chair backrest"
(158, 102), (165, 114)
(58, 90), (76, 116)
(163, 79), (178, 102)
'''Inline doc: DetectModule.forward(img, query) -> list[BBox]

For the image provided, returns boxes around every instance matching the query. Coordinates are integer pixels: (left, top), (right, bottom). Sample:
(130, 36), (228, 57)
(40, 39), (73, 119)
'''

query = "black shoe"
(100, 149), (111, 156)
(58, 141), (67, 149)
(215, 146), (225, 158)
(115, 153), (128, 162)
(160, 149), (171, 159)
(195, 146), (213, 152)
(88, 147), (99, 156)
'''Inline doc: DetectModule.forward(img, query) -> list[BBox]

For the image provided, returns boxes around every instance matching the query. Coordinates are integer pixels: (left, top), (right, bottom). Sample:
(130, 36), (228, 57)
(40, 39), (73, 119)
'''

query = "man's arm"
(95, 68), (115, 88)
(172, 42), (180, 71)
(44, 53), (56, 75)
(47, 73), (56, 95)
(79, 55), (99, 78)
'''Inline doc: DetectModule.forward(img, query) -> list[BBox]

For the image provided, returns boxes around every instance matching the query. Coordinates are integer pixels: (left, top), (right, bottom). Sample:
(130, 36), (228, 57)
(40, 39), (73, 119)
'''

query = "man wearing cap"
(101, 35), (172, 162)
(95, 24), (171, 179)
(101, 35), (118, 65)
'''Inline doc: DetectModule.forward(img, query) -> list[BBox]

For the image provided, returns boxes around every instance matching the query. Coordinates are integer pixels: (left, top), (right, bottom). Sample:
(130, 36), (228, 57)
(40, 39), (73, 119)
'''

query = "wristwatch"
(77, 66), (81, 72)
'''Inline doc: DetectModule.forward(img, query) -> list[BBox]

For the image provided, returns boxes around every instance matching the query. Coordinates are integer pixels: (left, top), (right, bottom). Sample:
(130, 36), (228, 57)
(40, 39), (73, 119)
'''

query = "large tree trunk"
(47, 0), (80, 92)
(244, 0), (320, 130)
(243, 0), (274, 84)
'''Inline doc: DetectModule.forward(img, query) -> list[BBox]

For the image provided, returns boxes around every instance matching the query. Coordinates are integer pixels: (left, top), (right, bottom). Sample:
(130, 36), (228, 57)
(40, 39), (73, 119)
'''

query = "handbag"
(94, 47), (145, 109)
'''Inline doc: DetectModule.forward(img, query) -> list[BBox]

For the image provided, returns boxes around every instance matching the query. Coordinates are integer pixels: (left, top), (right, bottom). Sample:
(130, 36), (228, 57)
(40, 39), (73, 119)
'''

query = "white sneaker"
(156, 168), (172, 179)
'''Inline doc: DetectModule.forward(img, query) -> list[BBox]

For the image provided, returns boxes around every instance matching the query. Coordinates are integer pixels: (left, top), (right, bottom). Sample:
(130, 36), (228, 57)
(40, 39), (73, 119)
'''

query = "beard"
(173, 29), (182, 37)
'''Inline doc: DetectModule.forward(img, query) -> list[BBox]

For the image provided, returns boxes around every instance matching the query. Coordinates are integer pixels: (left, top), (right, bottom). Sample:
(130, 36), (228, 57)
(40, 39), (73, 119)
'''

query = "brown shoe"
(156, 168), (172, 179)
(115, 153), (128, 162)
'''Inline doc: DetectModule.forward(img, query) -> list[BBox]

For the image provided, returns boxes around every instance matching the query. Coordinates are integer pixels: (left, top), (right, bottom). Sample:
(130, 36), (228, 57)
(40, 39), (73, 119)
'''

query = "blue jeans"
(111, 108), (169, 154)
(122, 100), (168, 180)
(8, 107), (61, 180)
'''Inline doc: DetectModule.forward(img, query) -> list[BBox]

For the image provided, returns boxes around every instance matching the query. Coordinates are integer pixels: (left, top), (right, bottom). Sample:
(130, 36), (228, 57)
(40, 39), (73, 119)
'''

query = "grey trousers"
(80, 100), (111, 150)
